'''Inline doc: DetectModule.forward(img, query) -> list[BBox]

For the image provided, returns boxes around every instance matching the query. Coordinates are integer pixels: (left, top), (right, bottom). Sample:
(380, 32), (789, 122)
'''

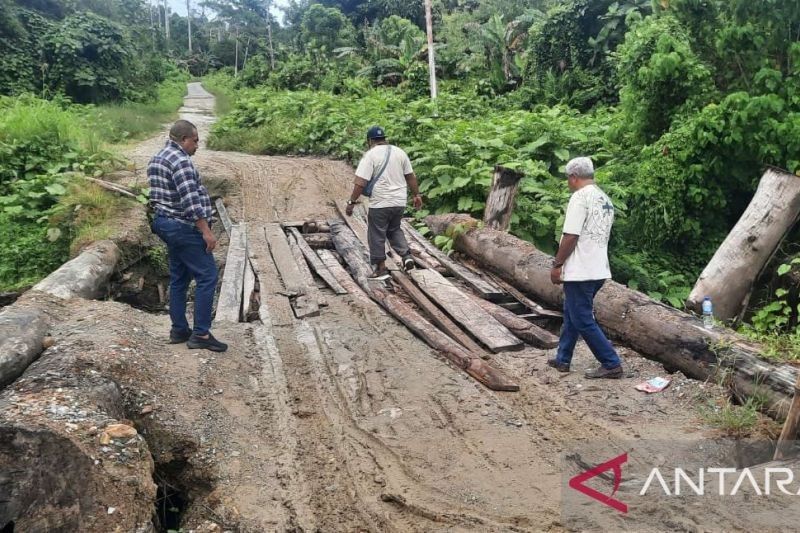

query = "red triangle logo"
(568, 452), (628, 513)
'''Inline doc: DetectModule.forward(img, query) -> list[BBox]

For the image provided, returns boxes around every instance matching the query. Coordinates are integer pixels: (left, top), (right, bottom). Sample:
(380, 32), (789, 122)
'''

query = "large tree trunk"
(688, 168), (800, 320)
(330, 221), (518, 391)
(33, 240), (120, 300)
(0, 307), (48, 388)
(484, 165), (523, 231)
(426, 213), (800, 420)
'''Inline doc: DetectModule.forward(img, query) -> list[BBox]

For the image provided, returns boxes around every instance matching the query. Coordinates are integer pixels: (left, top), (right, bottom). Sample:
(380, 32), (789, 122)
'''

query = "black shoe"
(169, 328), (191, 344)
(402, 256), (415, 271)
(585, 365), (623, 379)
(547, 358), (570, 373)
(187, 332), (228, 352)
(367, 268), (390, 281)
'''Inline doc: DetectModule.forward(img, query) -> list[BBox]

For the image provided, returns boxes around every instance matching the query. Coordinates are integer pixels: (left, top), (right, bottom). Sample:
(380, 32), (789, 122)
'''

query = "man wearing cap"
(346, 126), (423, 279)
(547, 156), (623, 378)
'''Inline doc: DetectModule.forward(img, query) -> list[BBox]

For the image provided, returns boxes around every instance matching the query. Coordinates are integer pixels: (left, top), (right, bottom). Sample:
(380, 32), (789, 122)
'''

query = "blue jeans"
(151, 216), (218, 336)
(555, 280), (621, 369)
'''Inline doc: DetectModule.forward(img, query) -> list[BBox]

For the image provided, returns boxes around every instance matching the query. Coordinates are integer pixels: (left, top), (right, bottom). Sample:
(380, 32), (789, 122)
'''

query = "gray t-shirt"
(561, 184), (614, 281)
(355, 144), (413, 209)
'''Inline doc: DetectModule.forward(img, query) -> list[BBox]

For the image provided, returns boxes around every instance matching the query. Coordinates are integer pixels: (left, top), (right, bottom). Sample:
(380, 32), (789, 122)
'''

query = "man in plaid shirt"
(149, 120), (227, 352)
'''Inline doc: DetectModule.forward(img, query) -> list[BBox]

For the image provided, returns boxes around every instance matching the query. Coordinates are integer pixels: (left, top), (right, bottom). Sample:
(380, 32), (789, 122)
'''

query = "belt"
(154, 212), (195, 226)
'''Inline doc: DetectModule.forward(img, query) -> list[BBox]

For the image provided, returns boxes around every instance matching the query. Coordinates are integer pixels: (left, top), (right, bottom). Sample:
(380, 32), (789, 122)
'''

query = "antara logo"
(568, 453), (628, 513)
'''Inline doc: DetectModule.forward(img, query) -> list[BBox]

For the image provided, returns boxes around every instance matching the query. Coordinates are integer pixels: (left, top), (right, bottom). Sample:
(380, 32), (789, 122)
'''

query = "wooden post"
(774, 374), (800, 460)
(484, 165), (524, 231)
(688, 168), (800, 320)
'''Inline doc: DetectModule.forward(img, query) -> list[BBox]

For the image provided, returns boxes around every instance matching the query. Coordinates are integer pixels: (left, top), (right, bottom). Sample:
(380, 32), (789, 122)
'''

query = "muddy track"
(92, 83), (794, 532)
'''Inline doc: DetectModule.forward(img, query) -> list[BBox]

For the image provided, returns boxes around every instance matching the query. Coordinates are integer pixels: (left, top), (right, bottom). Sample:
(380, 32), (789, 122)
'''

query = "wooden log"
(468, 293), (559, 349)
(409, 269), (523, 353)
(302, 232), (334, 249)
(302, 220), (331, 233)
(287, 227), (347, 295)
(401, 220), (505, 301)
(688, 168), (800, 320)
(216, 224), (247, 322)
(774, 375), (800, 460)
(330, 221), (518, 391)
(483, 165), (524, 231)
(264, 223), (320, 319)
(336, 203), (485, 356)
(33, 240), (120, 300)
(317, 249), (374, 306)
(84, 176), (138, 199)
(426, 213), (800, 419)
(249, 224), (295, 327)
(399, 223), (444, 270)
(215, 198), (233, 236)
(0, 307), (48, 389)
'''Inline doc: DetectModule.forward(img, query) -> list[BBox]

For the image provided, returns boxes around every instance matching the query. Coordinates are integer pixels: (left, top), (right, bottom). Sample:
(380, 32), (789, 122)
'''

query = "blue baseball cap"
(366, 126), (386, 140)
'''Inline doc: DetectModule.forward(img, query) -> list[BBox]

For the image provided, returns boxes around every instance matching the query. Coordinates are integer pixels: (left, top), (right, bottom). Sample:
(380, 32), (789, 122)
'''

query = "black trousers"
(367, 206), (410, 265)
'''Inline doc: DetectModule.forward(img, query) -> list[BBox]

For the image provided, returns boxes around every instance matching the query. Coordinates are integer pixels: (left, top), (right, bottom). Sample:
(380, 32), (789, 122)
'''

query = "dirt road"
(41, 83), (790, 531)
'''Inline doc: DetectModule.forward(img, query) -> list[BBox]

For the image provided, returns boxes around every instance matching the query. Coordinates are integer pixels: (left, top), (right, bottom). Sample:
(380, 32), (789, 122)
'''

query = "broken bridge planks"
(215, 198), (233, 236)
(409, 268), (523, 353)
(316, 249), (373, 306)
(249, 224), (295, 327)
(216, 224), (247, 322)
(287, 227), (348, 295)
(468, 292), (559, 349)
(401, 220), (505, 301)
(330, 220), (518, 391)
(264, 223), (320, 319)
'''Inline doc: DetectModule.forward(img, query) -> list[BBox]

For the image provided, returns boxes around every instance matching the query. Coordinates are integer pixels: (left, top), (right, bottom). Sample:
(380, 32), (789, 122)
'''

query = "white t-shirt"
(355, 144), (413, 209)
(561, 184), (614, 281)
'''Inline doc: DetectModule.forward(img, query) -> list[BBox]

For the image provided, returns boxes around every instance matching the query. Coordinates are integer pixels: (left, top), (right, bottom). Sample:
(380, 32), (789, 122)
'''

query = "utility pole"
(424, 0), (438, 100)
(186, 0), (192, 53)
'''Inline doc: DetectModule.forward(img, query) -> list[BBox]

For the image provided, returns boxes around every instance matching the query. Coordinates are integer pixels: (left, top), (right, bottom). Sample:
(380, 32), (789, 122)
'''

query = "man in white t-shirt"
(345, 126), (423, 279)
(547, 157), (623, 379)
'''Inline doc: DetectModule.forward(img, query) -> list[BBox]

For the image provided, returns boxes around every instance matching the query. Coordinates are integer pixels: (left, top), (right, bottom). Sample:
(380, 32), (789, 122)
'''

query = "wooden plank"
(287, 227), (348, 295)
(483, 165), (523, 231)
(409, 268), (523, 353)
(775, 375), (800, 460)
(264, 223), (320, 319)
(401, 220), (505, 301)
(487, 272), (563, 319)
(330, 220), (518, 391)
(216, 224), (247, 322)
(287, 231), (327, 307)
(242, 235), (257, 320)
(468, 292), (559, 349)
(215, 198), (233, 236)
(317, 249), (374, 306)
(249, 224), (295, 327)
(302, 233), (334, 249)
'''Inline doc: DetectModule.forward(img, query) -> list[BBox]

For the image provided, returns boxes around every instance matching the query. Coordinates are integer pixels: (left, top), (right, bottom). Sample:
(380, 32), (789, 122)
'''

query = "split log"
(249, 224), (295, 327)
(216, 224), (247, 322)
(0, 308), (48, 388)
(330, 221), (518, 391)
(486, 272), (563, 320)
(468, 294), (559, 349)
(483, 165), (524, 231)
(409, 269), (523, 353)
(317, 249), (373, 306)
(302, 232), (334, 249)
(688, 168), (800, 320)
(287, 227), (347, 295)
(287, 231), (327, 307)
(774, 375), (800, 460)
(336, 204), (486, 356)
(426, 213), (800, 420)
(264, 223), (319, 319)
(33, 240), (120, 300)
(215, 198), (233, 236)
(401, 220), (505, 301)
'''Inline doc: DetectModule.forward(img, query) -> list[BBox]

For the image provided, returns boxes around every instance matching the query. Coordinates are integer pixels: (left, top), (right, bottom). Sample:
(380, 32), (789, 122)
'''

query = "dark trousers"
(152, 215), (218, 335)
(367, 206), (410, 265)
(555, 280), (621, 369)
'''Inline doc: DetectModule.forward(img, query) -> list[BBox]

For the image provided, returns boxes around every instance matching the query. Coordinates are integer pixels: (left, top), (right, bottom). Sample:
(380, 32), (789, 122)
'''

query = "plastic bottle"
(702, 297), (713, 330)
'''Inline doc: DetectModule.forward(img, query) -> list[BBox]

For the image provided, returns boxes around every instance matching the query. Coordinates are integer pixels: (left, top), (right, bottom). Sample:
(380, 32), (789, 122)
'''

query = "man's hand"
(412, 194), (423, 210)
(550, 266), (563, 285)
(345, 203), (355, 216)
(203, 231), (218, 253)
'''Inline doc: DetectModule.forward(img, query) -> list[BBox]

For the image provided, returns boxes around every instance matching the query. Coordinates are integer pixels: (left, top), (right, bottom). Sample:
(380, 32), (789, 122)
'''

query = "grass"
(55, 180), (131, 254)
(699, 397), (762, 438)
(201, 70), (238, 116)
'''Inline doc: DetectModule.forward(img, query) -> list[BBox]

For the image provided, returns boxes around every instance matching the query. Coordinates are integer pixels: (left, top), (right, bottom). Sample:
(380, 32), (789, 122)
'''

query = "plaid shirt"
(148, 140), (212, 224)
